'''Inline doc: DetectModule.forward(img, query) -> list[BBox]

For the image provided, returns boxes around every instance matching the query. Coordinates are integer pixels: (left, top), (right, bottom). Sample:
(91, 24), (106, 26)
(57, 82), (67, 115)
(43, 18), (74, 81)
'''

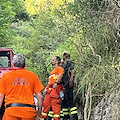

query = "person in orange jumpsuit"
(0, 54), (44, 120)
(41, 56), (65, 120)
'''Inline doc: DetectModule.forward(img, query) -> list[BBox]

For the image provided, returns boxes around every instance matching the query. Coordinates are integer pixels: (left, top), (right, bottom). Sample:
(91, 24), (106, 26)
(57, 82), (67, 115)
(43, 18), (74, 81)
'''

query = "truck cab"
(0, 48), (14, 119)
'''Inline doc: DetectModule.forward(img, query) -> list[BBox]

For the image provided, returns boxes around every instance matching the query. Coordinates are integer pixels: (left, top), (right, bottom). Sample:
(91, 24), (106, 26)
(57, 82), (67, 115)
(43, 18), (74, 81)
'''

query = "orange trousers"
(41, 94), (61, 120)
(3, 112), (36, 120)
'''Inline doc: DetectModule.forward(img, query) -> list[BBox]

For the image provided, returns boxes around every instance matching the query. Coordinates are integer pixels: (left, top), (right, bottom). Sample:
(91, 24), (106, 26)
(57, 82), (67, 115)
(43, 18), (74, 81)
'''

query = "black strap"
(6, 103), (36, 109)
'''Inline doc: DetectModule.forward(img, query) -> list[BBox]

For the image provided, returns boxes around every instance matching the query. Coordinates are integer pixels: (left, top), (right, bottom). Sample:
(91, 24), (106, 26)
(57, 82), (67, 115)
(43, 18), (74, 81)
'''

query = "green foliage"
(51, 0), (119, 114)
(10, 19), (53, 85)
(0, 0), (27, 47)
(0, 0), (15, 46)
(13, 0), (30, 21)
(5, 0), (119, 117)
(75, 64), (119, 103)
(30, 12), (56, 50)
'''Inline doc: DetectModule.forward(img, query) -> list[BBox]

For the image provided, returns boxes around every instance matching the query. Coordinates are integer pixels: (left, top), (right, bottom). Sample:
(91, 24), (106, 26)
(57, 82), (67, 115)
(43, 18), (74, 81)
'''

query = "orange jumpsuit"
(41, 66), (64, 120)
(0, 68), (44, 119)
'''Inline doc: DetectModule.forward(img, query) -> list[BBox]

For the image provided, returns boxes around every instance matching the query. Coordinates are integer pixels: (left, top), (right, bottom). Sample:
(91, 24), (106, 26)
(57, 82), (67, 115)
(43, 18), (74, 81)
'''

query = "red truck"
(0, 48), (14, 119)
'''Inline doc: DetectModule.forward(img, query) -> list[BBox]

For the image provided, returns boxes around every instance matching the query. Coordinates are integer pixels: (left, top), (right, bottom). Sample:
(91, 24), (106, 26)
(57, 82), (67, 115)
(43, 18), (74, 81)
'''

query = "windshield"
(0, 51), (11, 68)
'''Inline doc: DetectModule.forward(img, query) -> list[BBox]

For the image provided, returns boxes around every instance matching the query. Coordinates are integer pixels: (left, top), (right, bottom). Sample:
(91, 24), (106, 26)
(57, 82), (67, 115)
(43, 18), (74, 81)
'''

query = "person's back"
(0, 54), (44, 120)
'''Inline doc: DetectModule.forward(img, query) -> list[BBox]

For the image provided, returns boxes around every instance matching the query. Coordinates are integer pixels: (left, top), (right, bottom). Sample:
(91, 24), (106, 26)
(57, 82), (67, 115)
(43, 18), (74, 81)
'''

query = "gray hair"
(13, 54), (26, 68)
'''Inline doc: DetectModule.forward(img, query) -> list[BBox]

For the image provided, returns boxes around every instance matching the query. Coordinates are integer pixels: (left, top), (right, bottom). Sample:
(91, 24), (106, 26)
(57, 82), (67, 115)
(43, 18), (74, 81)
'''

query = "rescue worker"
(0, 54), (44, 120)
(62, 51), (78, 120)
(41, 56), (65, 120)
(47, 59), (65, 120)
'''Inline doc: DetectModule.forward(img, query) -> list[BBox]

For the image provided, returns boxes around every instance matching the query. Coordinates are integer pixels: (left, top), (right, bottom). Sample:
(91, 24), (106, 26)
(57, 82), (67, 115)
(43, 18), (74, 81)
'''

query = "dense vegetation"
(0, 0), (119, 119)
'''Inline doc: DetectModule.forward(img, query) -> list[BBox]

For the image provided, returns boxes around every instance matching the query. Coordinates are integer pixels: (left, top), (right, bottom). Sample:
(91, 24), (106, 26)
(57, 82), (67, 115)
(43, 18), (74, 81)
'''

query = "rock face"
(92, 90), (120, 120)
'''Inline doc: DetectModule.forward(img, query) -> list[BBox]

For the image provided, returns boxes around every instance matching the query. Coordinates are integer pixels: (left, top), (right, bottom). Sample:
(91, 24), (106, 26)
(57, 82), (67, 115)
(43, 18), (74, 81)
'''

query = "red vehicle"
(0, 48), (14, 119)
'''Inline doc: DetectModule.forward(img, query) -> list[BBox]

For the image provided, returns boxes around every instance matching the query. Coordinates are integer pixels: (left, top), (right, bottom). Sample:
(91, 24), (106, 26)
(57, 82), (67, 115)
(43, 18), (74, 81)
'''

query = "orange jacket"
(0, 69), (44, 118)
(46, 66), (65, 98)
(49, 66), (64, 85)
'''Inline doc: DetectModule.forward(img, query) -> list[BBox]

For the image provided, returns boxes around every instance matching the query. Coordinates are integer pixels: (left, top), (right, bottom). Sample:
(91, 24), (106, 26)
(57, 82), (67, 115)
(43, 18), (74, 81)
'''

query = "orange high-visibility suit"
(0, 68), (44, 119)
(41, 66), (65, 120)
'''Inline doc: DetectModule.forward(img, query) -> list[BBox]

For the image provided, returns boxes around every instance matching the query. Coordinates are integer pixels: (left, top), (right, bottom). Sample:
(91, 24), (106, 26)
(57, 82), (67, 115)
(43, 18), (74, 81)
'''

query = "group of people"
(0, 51), (78, 120)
